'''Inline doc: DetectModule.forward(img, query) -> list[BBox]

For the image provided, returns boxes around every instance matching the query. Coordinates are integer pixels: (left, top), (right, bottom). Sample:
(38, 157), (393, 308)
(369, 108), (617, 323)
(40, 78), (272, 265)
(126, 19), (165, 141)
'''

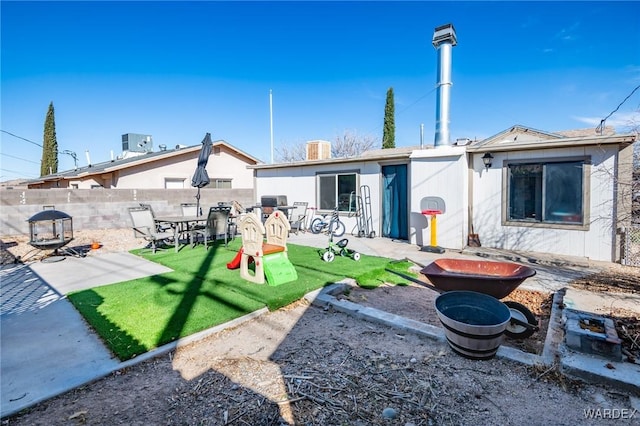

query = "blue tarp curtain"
(382, 164), (408, 240)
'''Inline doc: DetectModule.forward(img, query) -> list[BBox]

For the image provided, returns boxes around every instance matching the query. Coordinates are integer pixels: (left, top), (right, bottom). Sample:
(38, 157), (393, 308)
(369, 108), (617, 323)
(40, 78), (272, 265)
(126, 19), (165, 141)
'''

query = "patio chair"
(128, 206), (173, 253)
(192, 206), (232, 249)
(231, 200), (248, 226)
(180, 203), (200, 217)
(289, 202), (308, 235)
(229, 200), (246, 235)
(231, 200), (246, 215)
(179, 202), (204, 241)
(139, 203), (172, 232)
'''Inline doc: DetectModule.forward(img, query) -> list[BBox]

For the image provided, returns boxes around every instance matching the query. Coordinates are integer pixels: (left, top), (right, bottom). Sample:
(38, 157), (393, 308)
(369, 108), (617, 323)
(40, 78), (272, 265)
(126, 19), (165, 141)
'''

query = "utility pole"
(270, 89), (274, 164)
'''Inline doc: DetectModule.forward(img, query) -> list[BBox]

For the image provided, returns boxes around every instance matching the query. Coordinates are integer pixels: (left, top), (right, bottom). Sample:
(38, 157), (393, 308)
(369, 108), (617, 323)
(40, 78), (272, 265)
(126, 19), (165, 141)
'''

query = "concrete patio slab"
(29, 252), (172, 294)
(1, 254), (172, 418)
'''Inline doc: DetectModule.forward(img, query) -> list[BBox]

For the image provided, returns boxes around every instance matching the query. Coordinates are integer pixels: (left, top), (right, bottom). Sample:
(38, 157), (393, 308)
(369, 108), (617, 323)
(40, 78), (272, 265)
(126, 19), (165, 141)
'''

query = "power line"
(0, 167), (38, 177)
(363, 87), (438, 139)
(0, 152), (40, 165)
(1, 129), (78, 167)
(396, 87), (438, 117)
(596, 84), (640, 134)
(0, 129), (43, 148)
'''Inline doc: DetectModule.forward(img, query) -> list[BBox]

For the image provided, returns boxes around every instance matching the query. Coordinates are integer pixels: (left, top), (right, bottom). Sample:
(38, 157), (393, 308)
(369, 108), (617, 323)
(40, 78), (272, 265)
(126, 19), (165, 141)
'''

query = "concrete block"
(564, 309), (622, 361)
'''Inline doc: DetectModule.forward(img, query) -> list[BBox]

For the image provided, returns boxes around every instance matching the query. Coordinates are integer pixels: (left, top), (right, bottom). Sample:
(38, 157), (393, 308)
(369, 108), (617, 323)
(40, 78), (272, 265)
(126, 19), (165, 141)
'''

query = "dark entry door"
(382, 164), (408, 240)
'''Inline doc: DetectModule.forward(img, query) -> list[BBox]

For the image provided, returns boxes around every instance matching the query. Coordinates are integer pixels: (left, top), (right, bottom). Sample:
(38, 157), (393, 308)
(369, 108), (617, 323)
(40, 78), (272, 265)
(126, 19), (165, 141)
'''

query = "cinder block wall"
(0, 188), (255, 237)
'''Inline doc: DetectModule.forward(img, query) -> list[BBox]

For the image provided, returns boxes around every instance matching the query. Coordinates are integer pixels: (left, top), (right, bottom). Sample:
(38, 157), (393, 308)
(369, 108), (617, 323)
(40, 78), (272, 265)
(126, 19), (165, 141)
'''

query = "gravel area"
(1, 228), (145, 265)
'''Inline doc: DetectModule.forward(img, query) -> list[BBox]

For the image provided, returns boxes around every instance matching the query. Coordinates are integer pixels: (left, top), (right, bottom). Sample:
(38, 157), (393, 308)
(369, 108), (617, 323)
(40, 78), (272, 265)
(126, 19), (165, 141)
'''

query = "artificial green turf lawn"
(68, 239), (410, 361)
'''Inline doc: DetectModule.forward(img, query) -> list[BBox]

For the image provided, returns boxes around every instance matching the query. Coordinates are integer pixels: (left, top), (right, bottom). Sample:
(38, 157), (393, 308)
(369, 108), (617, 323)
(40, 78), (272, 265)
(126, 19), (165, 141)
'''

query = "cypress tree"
(382, 87), (395, 149)
(41, 102), (59, 176)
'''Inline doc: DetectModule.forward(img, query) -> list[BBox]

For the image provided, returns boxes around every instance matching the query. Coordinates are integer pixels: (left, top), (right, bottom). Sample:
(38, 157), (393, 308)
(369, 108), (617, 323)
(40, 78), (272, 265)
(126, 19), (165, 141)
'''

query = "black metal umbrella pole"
(191, 132), (213, 215)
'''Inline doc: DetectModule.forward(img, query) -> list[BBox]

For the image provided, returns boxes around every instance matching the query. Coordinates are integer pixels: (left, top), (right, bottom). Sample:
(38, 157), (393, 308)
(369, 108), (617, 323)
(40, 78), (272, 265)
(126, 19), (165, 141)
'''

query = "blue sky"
(1, 1), (639, 180)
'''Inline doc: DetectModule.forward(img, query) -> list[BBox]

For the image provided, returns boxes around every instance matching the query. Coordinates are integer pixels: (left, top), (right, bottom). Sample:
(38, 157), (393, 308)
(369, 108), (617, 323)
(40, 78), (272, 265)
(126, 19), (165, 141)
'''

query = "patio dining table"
(274, 206), (296, 218)
(154, 215), (206, 252)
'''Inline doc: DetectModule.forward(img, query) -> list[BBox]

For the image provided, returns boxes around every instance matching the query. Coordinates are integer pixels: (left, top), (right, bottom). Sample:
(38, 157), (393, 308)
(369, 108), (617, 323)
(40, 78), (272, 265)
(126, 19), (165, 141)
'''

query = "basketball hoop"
(421, 209), (445, 253)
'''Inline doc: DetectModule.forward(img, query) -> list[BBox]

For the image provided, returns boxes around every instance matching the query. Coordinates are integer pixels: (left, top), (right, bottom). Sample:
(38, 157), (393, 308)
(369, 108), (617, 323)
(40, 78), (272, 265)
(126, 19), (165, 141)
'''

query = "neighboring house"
(251, 125), (636, 263)
(0, 179), (30, 190)
(27, 140), (260, 190)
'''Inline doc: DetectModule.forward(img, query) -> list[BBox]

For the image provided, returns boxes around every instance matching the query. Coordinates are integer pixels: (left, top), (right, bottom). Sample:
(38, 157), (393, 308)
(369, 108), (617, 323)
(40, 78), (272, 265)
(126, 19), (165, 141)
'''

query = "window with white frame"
(165, 178), (185, 189)
(506, 158), (588, 226)
(211, 179), (232, 189)
(317, 171), (358, 211)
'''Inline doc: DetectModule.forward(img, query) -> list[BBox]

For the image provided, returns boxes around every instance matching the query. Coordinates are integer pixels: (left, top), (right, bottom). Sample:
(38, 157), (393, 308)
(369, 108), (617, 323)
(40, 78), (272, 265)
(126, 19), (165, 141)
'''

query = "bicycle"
(310, 206), (346, 237)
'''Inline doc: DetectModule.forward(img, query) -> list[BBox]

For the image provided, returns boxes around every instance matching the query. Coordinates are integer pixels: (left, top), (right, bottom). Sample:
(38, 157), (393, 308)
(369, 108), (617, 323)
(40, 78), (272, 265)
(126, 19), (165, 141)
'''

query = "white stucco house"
(27, 139), (259, 190)
(251, 125), (636, 263)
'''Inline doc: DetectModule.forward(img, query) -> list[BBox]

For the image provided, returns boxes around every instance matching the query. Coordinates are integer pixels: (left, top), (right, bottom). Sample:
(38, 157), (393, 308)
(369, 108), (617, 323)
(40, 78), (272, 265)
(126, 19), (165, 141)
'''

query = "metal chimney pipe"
(432, 23), (457, 147)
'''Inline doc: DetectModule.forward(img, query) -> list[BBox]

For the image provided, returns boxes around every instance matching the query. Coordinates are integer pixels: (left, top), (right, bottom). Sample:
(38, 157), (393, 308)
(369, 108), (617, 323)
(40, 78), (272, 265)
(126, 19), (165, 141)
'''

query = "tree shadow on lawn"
(193, 242), (400, 310)
(72, 240), (404, 360)
(70, 244), (265, 360)
(144, 240), (380, 311)
(69, 289), (149, 359)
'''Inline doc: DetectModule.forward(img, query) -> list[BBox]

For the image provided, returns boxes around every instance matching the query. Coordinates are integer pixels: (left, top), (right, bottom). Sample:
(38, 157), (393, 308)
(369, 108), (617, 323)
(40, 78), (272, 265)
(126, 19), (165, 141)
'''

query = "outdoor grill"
(26, 208), (77, 261)
(260, 195), (288, 216)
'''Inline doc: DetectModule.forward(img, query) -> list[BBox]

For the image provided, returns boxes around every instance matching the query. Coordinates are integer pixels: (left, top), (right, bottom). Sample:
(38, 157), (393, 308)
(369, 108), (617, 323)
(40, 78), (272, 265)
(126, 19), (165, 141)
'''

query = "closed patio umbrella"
(191, 133), (213, 215)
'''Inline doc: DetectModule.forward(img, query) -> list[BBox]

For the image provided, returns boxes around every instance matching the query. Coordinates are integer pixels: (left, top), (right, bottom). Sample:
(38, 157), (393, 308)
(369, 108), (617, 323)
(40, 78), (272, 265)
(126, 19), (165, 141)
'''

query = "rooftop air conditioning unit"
(122, 133), (153, 153)
(306, 140), (331, 161)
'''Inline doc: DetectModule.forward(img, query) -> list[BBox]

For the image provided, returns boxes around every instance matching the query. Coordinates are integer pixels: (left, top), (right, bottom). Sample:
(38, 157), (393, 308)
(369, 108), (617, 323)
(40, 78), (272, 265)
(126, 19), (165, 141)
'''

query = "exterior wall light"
(482, 152), (494, 170)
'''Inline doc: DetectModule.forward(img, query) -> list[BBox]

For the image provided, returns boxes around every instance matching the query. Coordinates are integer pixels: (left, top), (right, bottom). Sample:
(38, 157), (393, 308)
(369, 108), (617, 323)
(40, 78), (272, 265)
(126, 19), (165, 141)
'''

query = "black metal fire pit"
(26, 208), (82, 262)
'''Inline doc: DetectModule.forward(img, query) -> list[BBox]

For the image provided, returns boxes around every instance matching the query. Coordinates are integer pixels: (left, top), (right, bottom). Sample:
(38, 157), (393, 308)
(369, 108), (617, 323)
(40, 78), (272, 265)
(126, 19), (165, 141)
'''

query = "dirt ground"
(344, 284), (552, 355)
(3, 298), (639, 426)
(2, 231), (640, 425)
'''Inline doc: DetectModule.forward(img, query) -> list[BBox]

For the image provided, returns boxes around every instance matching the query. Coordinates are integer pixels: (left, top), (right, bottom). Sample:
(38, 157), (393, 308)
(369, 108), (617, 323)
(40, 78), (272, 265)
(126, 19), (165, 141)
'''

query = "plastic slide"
(263, 251), (298, 286)
(226, 248), (244, 269)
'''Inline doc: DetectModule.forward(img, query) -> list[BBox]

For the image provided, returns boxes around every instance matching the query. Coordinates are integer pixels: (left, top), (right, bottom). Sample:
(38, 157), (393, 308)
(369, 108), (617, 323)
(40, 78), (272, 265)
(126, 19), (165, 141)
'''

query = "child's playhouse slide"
(227, 248), (297, 286)
(226, 248), (244, 269)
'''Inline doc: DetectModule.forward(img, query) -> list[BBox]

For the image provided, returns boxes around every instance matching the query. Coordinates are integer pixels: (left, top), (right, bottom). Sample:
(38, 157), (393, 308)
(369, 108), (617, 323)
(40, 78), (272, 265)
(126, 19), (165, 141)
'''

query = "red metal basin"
(420, 258), (536, 299)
